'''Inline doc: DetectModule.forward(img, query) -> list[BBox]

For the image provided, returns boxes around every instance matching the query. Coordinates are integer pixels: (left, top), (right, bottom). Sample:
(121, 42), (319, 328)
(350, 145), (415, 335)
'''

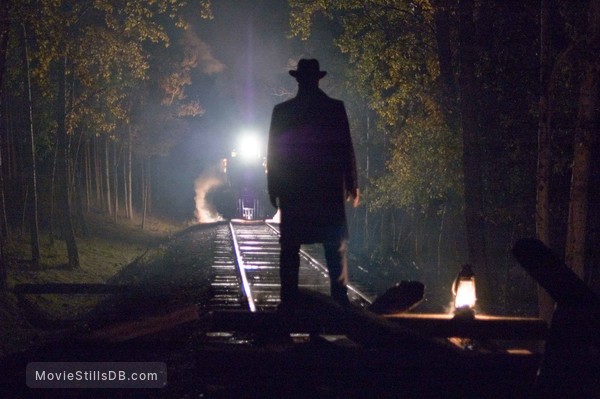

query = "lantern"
(452, 264), (476, 316)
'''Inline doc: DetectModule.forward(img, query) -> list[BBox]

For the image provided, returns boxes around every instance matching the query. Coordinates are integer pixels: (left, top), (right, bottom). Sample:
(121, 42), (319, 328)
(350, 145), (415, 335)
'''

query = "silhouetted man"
(267, 59), (359, 308)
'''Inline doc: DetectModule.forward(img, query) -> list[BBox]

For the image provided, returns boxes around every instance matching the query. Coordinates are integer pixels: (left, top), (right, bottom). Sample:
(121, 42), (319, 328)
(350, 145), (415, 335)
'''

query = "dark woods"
(289, 0), (600, 316)
(1, 0), (599, 319)
(0, 1), (209, 279)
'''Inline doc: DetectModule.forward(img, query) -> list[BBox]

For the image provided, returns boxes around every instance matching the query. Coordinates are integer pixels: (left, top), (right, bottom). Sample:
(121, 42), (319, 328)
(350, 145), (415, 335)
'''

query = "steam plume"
(182, 28), (225, 75)
(194, 164), (225, 223)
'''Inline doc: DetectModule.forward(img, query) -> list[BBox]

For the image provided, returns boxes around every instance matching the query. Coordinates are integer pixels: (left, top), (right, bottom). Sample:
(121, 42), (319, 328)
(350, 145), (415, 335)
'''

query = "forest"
(1, 0), (599, 321)
(0, 1), (211, 272)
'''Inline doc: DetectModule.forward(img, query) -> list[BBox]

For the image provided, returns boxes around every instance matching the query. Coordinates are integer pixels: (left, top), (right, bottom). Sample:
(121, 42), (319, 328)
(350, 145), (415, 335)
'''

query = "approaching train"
(211, 134), (276, 220)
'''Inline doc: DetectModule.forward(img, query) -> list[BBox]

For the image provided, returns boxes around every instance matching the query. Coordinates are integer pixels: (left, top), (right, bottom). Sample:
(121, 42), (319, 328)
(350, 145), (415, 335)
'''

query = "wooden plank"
(209, 290), (461, 355)
(12, 283), (195, 296)
(13, 283), (134, 295)
(82, 305), (202, 343)
(384, 313), (548, 340)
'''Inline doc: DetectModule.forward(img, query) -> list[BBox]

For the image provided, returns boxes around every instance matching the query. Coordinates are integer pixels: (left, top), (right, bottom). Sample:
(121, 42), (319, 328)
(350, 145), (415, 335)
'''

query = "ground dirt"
(0, 217), (545, 399)
(0, 212), (200, 357)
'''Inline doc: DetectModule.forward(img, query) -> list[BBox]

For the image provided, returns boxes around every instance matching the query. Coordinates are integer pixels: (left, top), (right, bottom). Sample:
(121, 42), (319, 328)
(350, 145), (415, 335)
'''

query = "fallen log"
(513, 238), (600, 399)
(14, 283), (134, 295)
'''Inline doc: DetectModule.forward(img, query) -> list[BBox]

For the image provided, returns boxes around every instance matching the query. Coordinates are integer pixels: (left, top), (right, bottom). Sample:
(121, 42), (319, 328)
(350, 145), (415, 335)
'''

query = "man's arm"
(339, 102), (359, 207)
(266, 106), (281, 208)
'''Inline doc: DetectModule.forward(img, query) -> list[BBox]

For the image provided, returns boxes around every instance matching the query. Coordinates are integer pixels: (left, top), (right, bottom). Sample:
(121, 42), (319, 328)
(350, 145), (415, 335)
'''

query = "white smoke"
(194, 164), (225, 223)
(182, 28), (225, 75)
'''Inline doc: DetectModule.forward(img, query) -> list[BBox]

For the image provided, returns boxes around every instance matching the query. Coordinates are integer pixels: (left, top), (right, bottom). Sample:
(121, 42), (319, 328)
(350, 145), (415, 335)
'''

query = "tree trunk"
(457, 0), (491, 310)
(146, 159), (152, 214)
(22, 24), (40, 267)
(85, 138), (91, 212)
(142, 158), (148, 230)
(48, 131), (59, 244)
(0, 136), (7, 290)
(433, 0), (459, 128)
(113, 140), (118, 223)
(93, 134), (102, 208)
(74, 166), (89, 237)
(565, 0), (600, 279)
(127, 127), (133, 219)
(123, 149), (128, 218)
(0, 127), (8, 246)
(363, 111), (372, 254)
(6, 104), (15, 180)
(0, 0), (8, 290)
(56, 54), (79, 269)
(437, 203), (447, 276)
(536, 0), (555, 322)
(71, 129), (88, 238)
(104, 135), (112, 216)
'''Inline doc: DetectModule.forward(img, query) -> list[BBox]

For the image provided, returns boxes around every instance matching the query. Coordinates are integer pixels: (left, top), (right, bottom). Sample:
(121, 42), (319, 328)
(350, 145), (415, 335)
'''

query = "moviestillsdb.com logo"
(26, 362), (167, 389)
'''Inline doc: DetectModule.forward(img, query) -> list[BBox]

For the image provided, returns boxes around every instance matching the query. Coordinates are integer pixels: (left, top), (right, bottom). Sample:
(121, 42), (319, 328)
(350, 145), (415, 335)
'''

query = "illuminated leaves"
(8, 0), (199, 139)
(199, 0), (213, 20)
(372, 100), (462, 212)
(289, 0), (440, 125)
(288, 0), (461, 212)
(177, 100), (204, 118)
(160, 27), (222, 108)
(161, 72), (191, 106)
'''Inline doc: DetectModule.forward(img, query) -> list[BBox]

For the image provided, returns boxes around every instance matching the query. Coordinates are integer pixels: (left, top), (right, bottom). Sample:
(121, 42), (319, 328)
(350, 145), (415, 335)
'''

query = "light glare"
(237, 133), (261, 160)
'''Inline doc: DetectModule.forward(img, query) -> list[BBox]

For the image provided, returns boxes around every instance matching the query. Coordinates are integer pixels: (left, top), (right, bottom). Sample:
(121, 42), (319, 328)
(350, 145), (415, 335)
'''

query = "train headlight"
(237, 133), (262, 161)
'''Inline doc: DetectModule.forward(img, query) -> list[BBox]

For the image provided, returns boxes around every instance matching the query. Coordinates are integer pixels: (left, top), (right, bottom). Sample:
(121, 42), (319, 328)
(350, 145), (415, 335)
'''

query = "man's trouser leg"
(324, 240), (349, 304)
(280, 242), (301, 304)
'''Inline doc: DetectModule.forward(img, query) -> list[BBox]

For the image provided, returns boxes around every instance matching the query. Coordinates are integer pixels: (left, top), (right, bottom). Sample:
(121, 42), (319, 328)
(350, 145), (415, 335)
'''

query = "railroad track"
(208, 220), (372, 312)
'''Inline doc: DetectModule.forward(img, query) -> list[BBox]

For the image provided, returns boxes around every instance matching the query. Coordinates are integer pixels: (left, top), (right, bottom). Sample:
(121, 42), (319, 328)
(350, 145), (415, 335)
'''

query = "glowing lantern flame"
(453, 264), (476, 313)
(454, 280), (476, 309)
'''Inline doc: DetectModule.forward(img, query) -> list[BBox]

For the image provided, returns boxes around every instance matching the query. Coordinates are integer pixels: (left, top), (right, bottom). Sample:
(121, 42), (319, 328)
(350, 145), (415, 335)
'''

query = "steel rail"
(229, 221), (257, 312)
(265, 222), (372, 304)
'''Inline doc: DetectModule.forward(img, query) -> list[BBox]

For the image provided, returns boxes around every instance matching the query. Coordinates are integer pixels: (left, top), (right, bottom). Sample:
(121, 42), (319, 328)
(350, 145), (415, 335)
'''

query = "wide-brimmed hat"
(289, 59), (327, 80)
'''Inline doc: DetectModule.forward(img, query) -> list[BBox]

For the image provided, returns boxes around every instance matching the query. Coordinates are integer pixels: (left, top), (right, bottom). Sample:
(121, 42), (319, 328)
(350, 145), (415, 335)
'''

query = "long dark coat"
(267, 88), (358, 245)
